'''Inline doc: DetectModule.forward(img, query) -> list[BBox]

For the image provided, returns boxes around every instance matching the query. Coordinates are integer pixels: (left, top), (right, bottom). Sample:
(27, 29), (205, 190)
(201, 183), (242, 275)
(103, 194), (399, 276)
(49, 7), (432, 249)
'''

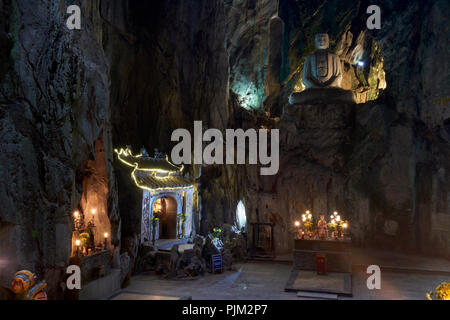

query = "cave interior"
(0, 0), (449, 300)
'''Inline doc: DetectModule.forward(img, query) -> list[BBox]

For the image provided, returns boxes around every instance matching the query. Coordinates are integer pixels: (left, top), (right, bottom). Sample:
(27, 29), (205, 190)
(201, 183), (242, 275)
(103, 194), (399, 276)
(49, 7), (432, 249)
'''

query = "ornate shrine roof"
(133, 171), (192, 190)
(115, 147), (192, 192)
(115, 147), (183, 173)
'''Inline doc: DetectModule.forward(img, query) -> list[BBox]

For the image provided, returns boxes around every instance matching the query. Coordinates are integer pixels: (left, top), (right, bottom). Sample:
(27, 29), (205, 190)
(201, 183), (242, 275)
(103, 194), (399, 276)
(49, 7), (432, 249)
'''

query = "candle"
(104, 232), (108, 250)
(75, 239), (81, 257)
(294, 221), (300, 227)
(73, 211), (80, 230)
(343, 222), (348, 229)
(90, 208), (96, 226)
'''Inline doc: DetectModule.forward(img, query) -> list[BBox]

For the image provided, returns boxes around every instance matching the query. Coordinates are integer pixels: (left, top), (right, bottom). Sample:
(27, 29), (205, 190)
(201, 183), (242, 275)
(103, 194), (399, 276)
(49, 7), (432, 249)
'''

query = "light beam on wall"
(236, 200), (247, 230)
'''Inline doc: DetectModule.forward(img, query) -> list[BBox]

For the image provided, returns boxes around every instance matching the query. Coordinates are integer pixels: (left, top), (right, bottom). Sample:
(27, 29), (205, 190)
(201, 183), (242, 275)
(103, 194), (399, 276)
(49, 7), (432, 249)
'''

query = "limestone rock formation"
(231, 0), (450, 258)
(0, 0), (117, 298)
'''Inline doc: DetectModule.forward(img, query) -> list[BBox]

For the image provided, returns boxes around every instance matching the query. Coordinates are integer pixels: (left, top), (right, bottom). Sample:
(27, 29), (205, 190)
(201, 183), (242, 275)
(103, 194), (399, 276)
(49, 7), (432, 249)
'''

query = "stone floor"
(144, 238), (189, 250)
(351, 248), (450, 274)
(110, 259), (449, 300)
(275, 248), (450, 274)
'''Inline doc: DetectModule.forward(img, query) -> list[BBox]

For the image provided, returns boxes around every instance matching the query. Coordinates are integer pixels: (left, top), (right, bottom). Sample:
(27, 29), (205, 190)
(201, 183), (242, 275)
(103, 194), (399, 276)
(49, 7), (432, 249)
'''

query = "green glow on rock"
(231, 78), (264, 110)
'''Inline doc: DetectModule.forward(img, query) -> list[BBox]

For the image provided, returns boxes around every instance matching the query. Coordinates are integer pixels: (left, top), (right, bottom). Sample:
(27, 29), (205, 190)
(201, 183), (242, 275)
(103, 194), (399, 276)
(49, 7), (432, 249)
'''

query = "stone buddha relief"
(302, 33), (343, 89)
(289, 33), (354, 105)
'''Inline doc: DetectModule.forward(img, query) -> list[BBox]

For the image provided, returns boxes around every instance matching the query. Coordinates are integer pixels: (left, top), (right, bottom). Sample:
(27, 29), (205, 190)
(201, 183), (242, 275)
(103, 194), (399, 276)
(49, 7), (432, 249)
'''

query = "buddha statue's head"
(315, 33), (329, 50)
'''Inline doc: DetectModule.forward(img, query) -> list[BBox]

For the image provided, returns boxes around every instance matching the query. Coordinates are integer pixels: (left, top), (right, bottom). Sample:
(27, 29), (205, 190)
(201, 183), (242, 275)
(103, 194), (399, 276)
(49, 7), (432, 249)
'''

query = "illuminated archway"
(236, 200), (247, 230)
(153, 196), (178, 239)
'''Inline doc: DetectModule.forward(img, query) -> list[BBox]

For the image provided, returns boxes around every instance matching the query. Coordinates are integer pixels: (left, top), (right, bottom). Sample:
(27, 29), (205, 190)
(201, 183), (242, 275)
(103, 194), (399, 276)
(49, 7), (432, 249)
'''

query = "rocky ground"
(134, 226), (246, 281)
(111, 259), (449, 300)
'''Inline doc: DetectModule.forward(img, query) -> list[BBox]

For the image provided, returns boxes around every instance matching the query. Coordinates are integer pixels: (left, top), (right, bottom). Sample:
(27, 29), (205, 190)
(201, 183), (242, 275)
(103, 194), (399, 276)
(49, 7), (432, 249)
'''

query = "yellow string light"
(114, 148), (143, 167)
(114, 147), (184, 173)
(115, 147), (191, 194)
(131, 166), (193, 194)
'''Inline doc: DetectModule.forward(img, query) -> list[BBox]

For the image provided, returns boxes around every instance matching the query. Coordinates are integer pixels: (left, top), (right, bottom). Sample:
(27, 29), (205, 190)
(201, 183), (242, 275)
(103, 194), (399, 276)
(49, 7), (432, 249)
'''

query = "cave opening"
(72, 138), (111, 256)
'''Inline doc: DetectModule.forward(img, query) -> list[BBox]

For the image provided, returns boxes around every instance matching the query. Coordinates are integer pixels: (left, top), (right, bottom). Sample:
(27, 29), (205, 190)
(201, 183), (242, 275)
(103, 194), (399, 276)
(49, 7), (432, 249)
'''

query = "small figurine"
(295, 228), (303, 240)
(302, 211), (314, 239)
(317, 214), (328, 240)
(11, 270), (48, 300)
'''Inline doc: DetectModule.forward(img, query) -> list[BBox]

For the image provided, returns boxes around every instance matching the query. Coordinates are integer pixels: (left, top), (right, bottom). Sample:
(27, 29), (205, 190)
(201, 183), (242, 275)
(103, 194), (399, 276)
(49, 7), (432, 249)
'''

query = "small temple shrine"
(115, 147), (197, 245)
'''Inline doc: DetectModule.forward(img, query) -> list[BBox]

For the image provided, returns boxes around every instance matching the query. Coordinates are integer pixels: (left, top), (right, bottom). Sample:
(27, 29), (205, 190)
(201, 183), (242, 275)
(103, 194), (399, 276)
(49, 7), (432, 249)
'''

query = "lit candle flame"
(294, 221), (300, 227)
(73, 211), (79, 218)
(104, 232), (108, 238)
(75, 240), (81, 246)
(91, 209), (96, 215)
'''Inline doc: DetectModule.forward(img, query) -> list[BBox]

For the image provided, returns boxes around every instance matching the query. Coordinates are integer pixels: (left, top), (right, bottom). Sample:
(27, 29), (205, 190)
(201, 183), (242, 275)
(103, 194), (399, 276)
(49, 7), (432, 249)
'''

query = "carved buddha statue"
(289, 33), (354, 105)
(302, 33), (343, 89)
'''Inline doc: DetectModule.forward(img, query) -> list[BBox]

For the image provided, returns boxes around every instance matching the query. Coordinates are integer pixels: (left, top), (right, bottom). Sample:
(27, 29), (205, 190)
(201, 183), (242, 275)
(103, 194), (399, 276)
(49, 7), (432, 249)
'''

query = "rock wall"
(240, 94), (450, 257)
(0, 0), (117, 298)
(234, 0), (450, 257)
(225, 0), (278, 110)
(101, 0), (233, 274)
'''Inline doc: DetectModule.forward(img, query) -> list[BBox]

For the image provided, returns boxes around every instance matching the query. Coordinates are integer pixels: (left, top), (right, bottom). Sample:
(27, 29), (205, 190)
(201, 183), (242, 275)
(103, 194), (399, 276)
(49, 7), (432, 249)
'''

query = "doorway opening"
(154, 196), (177, 239)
